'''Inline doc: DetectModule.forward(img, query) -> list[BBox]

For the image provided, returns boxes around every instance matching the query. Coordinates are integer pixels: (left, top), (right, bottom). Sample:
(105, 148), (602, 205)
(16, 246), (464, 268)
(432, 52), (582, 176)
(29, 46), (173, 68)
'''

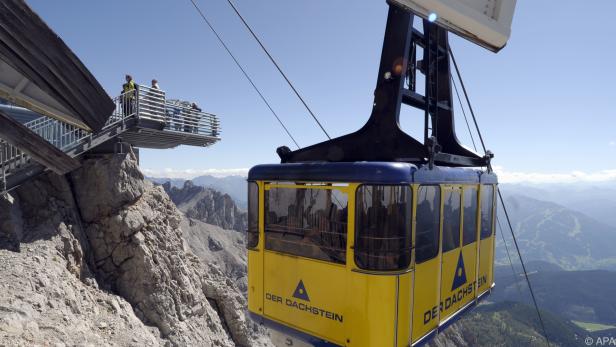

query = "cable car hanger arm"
(278, 3), (489, 167)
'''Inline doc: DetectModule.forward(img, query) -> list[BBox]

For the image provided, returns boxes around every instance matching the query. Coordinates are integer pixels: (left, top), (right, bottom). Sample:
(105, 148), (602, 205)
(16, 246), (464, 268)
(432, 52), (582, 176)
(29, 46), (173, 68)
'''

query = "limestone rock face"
(0, 172), (161, 346)
(181, 218), (249, 293)
(163, 181), (247, 233)
(0, 152), (271, 346)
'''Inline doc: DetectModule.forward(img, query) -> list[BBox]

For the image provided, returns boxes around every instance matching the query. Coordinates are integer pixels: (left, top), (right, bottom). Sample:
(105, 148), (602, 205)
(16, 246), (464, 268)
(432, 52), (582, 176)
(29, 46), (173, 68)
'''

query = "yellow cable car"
(247, 164), (496, 346)
(247, 0), (515, 345)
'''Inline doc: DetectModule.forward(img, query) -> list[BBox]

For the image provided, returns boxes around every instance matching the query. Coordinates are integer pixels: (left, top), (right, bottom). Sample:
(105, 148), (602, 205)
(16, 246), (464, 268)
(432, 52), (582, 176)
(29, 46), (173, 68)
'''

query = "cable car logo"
(292, 280), (310, 301)
(451, 252), (468, 291)
(265, 280), (343, 323)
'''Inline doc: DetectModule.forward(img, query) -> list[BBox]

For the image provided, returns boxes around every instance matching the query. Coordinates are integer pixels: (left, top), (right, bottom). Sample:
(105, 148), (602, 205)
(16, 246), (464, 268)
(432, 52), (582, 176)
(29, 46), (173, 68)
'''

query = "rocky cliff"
(0, 151), (270, 346)
(163, 181), (247, 233)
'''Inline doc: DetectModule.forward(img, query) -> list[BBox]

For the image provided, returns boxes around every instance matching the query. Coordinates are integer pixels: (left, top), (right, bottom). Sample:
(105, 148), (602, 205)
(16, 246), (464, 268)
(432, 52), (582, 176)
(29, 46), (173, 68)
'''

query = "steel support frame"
(277, 3), (486, 167)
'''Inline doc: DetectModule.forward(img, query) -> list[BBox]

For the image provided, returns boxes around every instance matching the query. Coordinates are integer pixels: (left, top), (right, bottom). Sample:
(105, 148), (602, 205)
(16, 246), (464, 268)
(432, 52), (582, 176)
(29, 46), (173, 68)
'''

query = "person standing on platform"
(121, 74), (137, 117)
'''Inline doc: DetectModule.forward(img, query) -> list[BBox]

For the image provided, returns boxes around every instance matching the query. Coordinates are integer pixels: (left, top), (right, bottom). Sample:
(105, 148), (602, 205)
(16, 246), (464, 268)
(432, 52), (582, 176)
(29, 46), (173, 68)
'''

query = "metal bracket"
(277, 3), (487, 167)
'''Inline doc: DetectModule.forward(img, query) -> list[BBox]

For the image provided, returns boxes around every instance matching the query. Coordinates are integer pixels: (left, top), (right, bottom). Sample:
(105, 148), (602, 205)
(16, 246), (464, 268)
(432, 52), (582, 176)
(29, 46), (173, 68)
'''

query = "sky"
(26, 0), (616, 182)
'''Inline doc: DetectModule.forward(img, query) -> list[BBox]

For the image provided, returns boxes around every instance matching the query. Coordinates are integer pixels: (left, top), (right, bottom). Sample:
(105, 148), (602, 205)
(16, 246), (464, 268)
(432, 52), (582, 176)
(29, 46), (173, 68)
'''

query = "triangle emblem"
(292, 280), (310, 301)
(451, 251), (468, 291)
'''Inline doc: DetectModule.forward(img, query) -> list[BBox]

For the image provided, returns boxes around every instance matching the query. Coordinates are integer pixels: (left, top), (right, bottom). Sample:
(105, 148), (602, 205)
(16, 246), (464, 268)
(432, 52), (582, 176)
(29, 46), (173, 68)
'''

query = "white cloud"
(142, 168), (249, 179)
(609, 141), (616, 147)
(493, 165), (616, 184)
(142, 166), (616, 184)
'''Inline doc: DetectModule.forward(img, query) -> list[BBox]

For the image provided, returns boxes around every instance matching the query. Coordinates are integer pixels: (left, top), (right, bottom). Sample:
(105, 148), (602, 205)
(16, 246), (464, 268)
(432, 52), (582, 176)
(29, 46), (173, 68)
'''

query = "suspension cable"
(450, 45), (551, 346)
(497, 216), (525, 301)
(187, 0), (300, 149)
(448, 47), (487, 154)
(498, 189), (551, 347)
(224, 0), (331, 140)
(451, 75), (477, 152)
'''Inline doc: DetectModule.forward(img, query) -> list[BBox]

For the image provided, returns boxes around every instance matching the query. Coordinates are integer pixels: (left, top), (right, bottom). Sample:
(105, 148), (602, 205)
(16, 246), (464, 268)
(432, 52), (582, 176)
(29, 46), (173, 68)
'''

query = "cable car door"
(439, 186), (463, 320)
(262, 184), (348, 345)
(477, 184), (496, 296)
(459, 186), (479, 309)
(411, 185), (442, 342)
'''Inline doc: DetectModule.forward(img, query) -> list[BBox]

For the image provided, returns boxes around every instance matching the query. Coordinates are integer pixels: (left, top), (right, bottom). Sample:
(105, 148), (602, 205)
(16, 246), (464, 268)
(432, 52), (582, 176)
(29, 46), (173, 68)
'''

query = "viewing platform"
(1, 85), (221, 193)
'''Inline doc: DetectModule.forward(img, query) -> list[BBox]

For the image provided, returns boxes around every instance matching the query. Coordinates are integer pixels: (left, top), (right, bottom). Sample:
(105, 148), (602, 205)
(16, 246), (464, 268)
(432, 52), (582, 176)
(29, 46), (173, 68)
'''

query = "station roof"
(0, 0), (114, 131)
(248, 162), (497, 184)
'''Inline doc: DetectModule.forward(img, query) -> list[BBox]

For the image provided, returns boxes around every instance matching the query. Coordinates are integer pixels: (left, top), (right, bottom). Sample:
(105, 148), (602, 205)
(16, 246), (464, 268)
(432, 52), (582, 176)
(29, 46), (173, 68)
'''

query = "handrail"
(138, 85), (220, 136)
(1, 85), (220, 186)
(1, 92), (134, 174)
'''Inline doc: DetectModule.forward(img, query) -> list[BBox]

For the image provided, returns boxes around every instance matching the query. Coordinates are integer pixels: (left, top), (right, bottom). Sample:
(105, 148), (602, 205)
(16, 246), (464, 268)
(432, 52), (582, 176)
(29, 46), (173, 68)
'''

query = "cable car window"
(355, 185), (412, 271)
(264, 187), (348, 264)
(247, 182), (259, 249)
(415, 185), (441, 264)
(442, 189), (461, 252)
(480, 185), (495, 239)
(462, 187), (478, 246)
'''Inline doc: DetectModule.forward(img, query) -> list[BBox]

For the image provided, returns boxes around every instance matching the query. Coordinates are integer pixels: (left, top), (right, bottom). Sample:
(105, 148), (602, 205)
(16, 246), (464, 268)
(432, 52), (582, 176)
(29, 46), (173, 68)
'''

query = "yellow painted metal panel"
(248, 181), (265, 315)
(411, 257), (440, 342)
(439, 247), (461, 319)
(397, 272), (413, 347)
(263, 251), (347, 345)
(478, 236), (495, 294)
(247, 250), (264, 314)
(346, 271), (397, 347)
(459, 243), (477, 307)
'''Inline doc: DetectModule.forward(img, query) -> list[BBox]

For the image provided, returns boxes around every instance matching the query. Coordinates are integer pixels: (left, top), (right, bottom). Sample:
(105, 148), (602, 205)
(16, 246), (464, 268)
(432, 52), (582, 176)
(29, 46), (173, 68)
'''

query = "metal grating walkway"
(1, 85), (220, 193)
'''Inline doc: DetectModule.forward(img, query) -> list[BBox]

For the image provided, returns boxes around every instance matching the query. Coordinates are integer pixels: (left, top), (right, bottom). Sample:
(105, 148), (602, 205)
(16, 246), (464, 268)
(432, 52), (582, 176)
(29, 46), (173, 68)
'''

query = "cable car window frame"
(247, 181), (259, 249)
(462, 186), (478, 246)
(442, 187), (462, 253)
(263, 184), (348, 265)
(354, 184), (413, 271)
(480, 184), (496, 240)
(415, 185), (441, 264)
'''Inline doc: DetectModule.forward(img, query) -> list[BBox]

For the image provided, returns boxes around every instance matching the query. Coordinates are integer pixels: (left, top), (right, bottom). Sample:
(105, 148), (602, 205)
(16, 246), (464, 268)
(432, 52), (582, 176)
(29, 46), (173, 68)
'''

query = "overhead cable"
(499, 189), (551, 347)
(451, 75), (478, 152)
(224, 0), (331, 140)
(188, 0), (300, 148)
(451, 45), (551, 346)
(448, 46), (487, 154)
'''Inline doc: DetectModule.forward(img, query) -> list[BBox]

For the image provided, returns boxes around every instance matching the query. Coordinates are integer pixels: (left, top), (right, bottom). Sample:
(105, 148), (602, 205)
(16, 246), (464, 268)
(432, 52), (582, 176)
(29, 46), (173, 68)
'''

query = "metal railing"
(140, 86), (220, 137)
(1, 97), (131, 182)
(1, 85), (220, 189)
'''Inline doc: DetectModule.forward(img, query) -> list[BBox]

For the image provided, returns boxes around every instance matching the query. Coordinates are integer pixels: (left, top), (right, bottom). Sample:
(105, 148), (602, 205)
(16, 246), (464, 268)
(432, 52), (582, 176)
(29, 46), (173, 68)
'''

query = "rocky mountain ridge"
(150, 175), (248, 209)
(162, 181), (247, 233)
(0, 152), (270, 346)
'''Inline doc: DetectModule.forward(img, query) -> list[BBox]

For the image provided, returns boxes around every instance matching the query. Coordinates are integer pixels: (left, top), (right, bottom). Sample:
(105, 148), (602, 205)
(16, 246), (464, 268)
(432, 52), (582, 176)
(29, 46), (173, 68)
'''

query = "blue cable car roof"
(248, 162), (497, 184)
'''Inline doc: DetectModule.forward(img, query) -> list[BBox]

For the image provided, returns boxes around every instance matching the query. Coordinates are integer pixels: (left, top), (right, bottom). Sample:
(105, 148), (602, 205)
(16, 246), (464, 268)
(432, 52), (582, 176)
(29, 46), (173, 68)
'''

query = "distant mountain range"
(149, 175), (248, 209)
(161, 181), (247, 232)
(498, 194), (616, 271)
(501, 183), (616, 228)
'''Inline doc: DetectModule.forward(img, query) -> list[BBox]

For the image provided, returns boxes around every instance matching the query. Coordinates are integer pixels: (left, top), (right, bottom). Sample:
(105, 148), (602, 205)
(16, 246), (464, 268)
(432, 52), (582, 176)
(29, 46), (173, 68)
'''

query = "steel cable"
(188, 0), (300, 149)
